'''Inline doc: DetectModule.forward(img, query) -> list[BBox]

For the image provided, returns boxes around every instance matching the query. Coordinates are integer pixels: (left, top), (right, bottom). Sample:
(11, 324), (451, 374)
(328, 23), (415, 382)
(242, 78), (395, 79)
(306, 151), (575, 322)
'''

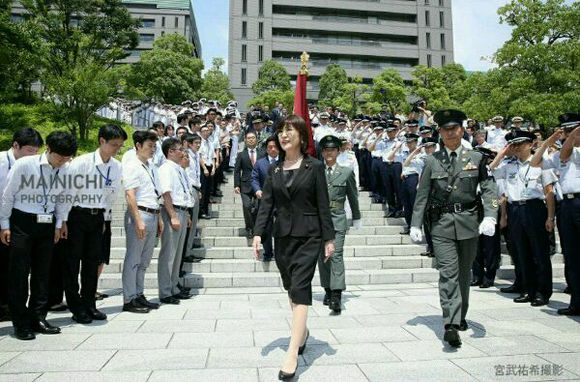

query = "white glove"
(410, 227), (423, 242)
(352, 219), (362, 230)
(478, 217), (497, 237)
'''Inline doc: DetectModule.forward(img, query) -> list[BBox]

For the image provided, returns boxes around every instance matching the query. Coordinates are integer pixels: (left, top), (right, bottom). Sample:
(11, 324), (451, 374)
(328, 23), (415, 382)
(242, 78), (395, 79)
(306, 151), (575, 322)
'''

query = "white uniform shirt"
(123, 159), (161, 209)
(68, 149), (122, 211)
(200, 138), (215, 164)
(0, 153), (70, 229)
(486, 127), (508, 151)
(0, 149), (17, 194)
(494, 158), (556, 202)
(186, 149), (202, 189)
(314, 125), (333, 143)
(337, 150), (359, 188)
(158, 160), (192, 208)
(542, 148), (580, 195)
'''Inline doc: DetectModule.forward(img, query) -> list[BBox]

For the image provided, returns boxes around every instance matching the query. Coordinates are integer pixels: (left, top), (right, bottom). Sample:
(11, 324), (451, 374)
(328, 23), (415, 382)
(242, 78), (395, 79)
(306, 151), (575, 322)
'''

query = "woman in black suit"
(253, 115), (335, 380)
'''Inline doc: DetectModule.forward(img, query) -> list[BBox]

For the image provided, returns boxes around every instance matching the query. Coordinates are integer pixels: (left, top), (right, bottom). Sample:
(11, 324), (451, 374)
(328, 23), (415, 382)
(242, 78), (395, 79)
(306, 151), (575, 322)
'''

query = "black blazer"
(234, 148), (257, 194)
(254, 156), (335, 241)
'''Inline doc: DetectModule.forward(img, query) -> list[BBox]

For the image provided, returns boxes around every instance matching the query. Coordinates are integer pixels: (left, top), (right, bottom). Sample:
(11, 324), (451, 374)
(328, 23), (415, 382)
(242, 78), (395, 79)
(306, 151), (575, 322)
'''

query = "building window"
(426, 32), (431, 49)
(141, 19), (155, 28)
(425, 0), (430, 4)
(242, 0), (247, 15)
(242, 44), (247, 62)
(258, 45), (264, 62)
(258, 22), (264, 39)
(175, 17), (179, 28)
(259, 0), (264, 16)
(440, 33), (446, 49)
(139, 33), (155, 42)
(441, 55), (446, 66)
(425, 10), (430, 26)
(162, 17), (165, 27)
(439, 11), (444, 27)
(241, 68), (247, 85)
(242, 21), (247, 38)
(439, 0), (444, 6)
(161, 31), (165, 36)
(427, 54), (432, 68)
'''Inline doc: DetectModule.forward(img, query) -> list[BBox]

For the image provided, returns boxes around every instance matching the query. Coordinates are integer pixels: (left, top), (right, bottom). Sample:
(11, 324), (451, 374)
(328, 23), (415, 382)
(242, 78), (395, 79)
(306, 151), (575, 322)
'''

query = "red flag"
(293, 72), (316, 157)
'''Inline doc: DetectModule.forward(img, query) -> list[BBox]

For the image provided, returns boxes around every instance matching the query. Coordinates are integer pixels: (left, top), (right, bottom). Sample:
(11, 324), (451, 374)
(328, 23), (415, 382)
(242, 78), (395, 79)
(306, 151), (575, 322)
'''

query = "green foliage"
(333, 77), (371, 117)
(247, 89), (294, 110)
(127, 34), (204, 105)
(318, 64), (348, 107)
(251, 60), (291, 95)
(201, 57), (234, 105)
(0, 103), (133, 156)
(410, 64), (468, 110)
(371, 69), (407, 113)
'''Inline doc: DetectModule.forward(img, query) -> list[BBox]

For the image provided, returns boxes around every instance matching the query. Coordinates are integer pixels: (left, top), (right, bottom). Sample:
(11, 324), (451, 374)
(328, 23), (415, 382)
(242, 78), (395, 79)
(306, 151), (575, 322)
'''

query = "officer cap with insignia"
(407, 119), (419, 127)
(474, 146), (496, 159)
(337, 118), (347, 125)
(252, 114), (264, 124)
(419, 126), (432, 134)
(362, 115), (370, 122)
(405, 133), (420, 142)
(511, 116), (524, 123)
(505, 130), (536, 145)
(385, 122), (398, 132)
(422, 137), (438, 146)
(319, 112), (330, 119)
(433, 109), (467, 129)
(319, 135), (342, 150)
(558, 112), (580, 129)
(491, 115), (504, 123)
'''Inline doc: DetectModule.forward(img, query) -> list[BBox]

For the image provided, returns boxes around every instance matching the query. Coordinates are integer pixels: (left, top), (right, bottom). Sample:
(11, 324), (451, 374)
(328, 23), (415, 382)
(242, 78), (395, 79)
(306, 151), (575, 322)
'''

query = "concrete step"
(97, 263), (567, 289)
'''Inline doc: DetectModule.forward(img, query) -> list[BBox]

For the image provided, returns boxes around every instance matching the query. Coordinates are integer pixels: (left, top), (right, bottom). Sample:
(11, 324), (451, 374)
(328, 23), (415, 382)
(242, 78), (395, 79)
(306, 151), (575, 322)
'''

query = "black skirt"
(275, 235), (323, 305)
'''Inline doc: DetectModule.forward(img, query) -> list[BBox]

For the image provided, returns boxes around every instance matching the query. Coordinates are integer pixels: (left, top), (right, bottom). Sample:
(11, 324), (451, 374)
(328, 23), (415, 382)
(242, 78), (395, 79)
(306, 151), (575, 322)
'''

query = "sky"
(192, 0), (515, 74)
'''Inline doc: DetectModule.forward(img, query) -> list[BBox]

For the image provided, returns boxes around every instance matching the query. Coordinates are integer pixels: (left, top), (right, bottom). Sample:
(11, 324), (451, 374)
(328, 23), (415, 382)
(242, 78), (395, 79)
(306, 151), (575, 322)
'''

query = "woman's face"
(277, 123), (301, 152)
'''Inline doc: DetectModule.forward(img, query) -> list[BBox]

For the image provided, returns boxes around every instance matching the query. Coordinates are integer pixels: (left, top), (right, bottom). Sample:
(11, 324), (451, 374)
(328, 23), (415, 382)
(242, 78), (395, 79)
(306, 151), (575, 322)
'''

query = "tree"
(410, 64), (468, 111)
(201, 58), (234, 105)
(19, 0), (140, 140)
(332, 77), (371, 117)
(317, 64), (348, 107)
(128, 34), (204, 105)
(247, 89), (294, 111)
(251, 60), (291, 95)
(370, 69), (407, 113)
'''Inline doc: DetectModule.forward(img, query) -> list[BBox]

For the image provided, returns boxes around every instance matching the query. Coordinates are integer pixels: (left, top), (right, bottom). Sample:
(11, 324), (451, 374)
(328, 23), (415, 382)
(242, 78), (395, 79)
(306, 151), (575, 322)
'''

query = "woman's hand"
(324, 240), (335, 263)
(252, 236), (262, 260)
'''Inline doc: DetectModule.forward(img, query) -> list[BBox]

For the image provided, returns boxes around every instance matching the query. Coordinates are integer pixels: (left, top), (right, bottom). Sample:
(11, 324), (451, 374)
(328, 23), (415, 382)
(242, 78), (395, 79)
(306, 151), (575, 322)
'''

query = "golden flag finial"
(299, 51), (309, 75)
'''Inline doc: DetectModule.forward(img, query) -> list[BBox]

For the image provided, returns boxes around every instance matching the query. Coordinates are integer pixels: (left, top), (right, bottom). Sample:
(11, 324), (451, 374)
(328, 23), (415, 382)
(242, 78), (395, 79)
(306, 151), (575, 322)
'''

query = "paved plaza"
(0, 278), (579, 381)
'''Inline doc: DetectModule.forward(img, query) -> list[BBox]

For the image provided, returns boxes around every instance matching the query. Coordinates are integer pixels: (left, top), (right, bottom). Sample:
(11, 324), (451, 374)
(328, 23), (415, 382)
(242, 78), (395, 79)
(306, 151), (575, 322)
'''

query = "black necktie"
(450, 151), (457, 172)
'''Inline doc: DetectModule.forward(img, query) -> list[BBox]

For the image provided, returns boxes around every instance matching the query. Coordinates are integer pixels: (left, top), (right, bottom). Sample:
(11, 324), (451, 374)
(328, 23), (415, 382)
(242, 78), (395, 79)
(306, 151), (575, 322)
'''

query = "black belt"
(137, 206), (159, 214)
(563, 193), (580, 200)
(72, 206), (104, 215)
(172, 204), (189, 212)
(509, 199), (544, 206)
(403, 173), (419, 178)
(430, 200), (478, 214)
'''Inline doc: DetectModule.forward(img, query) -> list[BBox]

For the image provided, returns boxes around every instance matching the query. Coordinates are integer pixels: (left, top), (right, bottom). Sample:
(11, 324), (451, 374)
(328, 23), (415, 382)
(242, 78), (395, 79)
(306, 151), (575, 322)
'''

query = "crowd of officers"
(0, 98), (577, 342)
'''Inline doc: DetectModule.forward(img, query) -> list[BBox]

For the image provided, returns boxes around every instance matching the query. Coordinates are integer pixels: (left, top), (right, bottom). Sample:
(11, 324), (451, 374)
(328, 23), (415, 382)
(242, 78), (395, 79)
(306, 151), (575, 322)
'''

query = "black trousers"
(275, 236), (322, 305)
(48, 240), (65, 307)
(62, 208), (104, 315)
(240, 191), (257, 232)
(370, 158), (384, 199)
(362, 150), (372, 190)
(200, 165), (213, 215)
(508, 200), (552, 299)
(256, 200), (274, 257)
(559, 197), (580, 309)
(504, 206), (522, 289)
(8, 209), (56, 329)
(0, 242), (9, 308)
(472, 220), (501, 283)
(401, 174), (418, 228)
(385, 162), (403, 213)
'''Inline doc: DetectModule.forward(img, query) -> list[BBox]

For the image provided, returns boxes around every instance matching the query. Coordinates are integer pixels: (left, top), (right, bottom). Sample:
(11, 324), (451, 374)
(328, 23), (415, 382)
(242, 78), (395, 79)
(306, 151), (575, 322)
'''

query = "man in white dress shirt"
(62, 125), (127, 324)
(0, 131), (77, 340)
(157, 138), (193, 304)
(0, 128), (44, 323)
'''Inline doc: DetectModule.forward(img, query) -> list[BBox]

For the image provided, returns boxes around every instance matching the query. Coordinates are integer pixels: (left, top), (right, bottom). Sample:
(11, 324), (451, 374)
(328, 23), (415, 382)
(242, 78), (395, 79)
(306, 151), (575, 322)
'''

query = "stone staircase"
(99, 174), (566, 290)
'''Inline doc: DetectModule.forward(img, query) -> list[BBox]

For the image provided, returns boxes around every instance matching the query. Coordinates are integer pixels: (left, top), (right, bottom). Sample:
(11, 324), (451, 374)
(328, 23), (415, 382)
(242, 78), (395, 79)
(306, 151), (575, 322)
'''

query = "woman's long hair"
(274, 115), (310, 160)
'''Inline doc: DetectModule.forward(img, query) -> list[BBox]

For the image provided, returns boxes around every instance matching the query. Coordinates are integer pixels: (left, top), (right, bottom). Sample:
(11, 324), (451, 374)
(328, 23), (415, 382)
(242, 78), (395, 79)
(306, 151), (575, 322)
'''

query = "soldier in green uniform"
(410, 110), (498, 347)
(318, 135), (361, 314)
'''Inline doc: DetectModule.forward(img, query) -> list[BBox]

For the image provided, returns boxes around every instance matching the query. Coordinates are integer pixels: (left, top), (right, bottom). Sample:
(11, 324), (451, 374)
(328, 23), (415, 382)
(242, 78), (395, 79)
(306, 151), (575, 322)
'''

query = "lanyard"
(517, 162), (532, 188)
(39, 157), (60, 213)
(177, 167), (189, 195)
(6, 152), (11, 171)
(141, 163), (160, 197)
(93, 152), (112, 186)
(189, 151), (199, 180)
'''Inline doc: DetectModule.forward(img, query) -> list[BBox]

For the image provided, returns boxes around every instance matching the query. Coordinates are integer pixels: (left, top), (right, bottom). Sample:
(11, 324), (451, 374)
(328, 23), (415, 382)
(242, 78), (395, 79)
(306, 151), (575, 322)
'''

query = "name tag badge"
(37, 214), (53, 224)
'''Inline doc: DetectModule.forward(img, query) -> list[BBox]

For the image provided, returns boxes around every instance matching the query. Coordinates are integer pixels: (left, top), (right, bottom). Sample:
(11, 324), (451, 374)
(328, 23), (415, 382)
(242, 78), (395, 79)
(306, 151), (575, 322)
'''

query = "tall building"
(11, 0), (202, 63)
(229, 0), (454, 108)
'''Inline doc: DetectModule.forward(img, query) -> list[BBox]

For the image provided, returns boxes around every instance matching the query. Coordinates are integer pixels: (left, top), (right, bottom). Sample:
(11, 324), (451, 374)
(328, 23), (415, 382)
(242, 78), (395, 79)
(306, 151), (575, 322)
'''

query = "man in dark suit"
(251, 136), (279, 261)
(234, 131), (259, 239)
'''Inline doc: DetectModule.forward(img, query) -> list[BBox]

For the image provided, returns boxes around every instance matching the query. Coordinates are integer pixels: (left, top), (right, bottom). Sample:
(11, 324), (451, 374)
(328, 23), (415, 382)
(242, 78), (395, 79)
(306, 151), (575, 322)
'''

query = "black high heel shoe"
(278, 367), (297, 381)
(298, 329), (309, 355)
